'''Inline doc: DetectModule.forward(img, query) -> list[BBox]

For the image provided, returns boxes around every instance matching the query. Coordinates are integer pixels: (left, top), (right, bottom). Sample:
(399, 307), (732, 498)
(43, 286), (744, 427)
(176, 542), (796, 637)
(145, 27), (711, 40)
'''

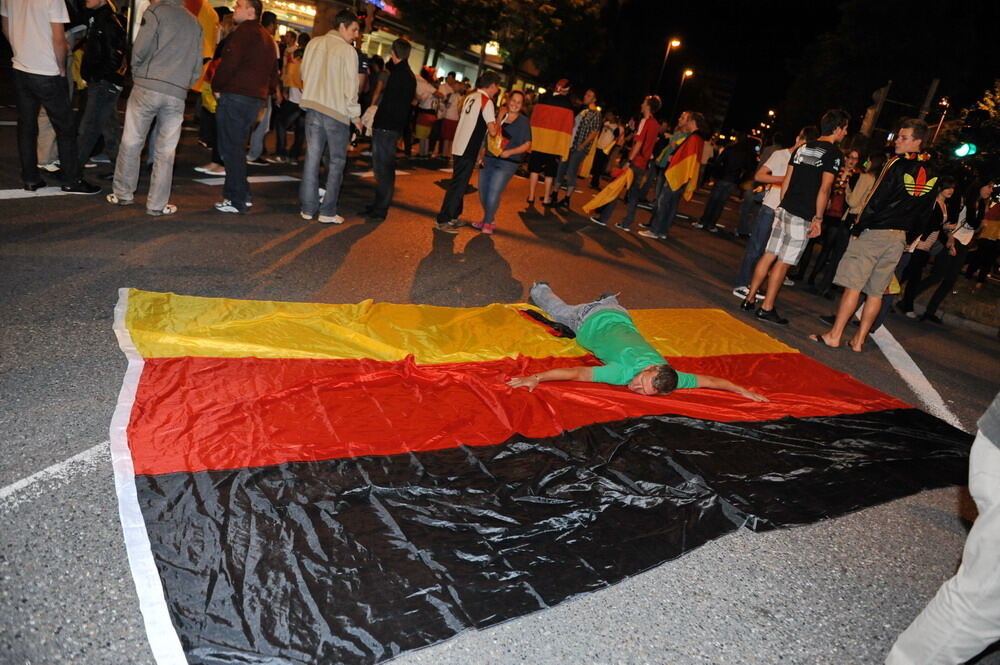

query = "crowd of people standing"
(5, 0), (998, 327)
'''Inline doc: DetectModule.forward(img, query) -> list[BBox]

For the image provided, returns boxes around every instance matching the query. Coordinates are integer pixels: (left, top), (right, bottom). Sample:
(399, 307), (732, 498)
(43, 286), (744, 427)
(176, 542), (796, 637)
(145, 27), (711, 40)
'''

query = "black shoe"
(739, 299), (756, 312)
(556, 197), (570, 209)
(755, 307), (789, 325)
(919, 313), (944, 324)
(23, 179), (46, 191)
(61, 180), (101, 195)
(818, 314), (836, 326)
(359, 205), (375, 216)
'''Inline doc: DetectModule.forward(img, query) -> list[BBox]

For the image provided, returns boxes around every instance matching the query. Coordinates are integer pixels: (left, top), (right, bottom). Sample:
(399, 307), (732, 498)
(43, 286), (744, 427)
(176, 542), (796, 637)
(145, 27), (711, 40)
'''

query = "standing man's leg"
(78, 80), (122, 165)
(247, 96), (272, 161)
(617, 165), (648, 229)
(13, 71), (45, 187)
(113, 87), (157, 203)
(736, 205), (776, 290)
(318, 115), (350, 222)
(299, 110), (327, 218)
(590, 149), (608, 189)
(885, 424), (1000, 665)
(146, 92), (185, 213)
(217, 94), (262, 212)
(647, 184), (682, 237)
(922, 245), (968, 320)
(437, 154), (476, 226)
(33, 72), (83, 184)
(370, 128), (399, 220)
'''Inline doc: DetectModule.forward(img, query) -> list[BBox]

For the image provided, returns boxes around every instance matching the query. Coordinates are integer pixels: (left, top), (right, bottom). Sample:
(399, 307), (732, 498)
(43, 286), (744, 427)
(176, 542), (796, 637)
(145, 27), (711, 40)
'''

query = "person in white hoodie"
(298, 9), (362, 225)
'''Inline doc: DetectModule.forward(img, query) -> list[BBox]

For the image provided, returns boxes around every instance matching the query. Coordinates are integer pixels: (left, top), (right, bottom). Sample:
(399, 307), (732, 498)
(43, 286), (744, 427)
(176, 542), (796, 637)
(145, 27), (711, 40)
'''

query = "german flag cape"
(110, 289), (970, 665)
(582, 167), (633, 213)
(665, 133), (705, 201)
(530, 98), (574, 160)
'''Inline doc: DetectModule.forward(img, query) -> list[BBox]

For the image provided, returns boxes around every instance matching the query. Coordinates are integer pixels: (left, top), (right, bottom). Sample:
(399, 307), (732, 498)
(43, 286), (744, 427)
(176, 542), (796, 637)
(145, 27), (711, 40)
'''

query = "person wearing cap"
(526, 79), (575, 207)
(507, 282), (768, 402)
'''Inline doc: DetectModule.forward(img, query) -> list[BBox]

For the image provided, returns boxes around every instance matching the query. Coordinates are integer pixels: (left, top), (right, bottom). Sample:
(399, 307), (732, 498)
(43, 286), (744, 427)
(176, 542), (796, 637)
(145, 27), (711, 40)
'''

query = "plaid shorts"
(766, 207), (810, 265)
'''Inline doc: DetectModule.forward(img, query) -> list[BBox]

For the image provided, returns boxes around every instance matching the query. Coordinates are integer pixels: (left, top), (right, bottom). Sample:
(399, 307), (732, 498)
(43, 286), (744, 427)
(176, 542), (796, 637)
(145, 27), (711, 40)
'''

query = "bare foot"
(808, 332), (840, 349)
(848, 337), (864, 353)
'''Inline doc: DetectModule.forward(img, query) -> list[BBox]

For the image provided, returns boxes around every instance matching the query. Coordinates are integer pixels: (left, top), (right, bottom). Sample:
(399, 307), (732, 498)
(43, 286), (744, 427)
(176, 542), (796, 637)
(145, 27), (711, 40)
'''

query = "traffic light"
(953, 142), (978, 158)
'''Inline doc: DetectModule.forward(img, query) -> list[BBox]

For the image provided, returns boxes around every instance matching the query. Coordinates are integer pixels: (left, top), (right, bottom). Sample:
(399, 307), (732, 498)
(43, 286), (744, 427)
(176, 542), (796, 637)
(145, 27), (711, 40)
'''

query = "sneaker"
(265, 155), (289, 164)
(90, 154), (112, 164)
(61, 180), (101, 195)
(300, 211), (314, 221)
(246, 157), (270, 166)
(480, 222), (495, 235)
(691, 222), (705, 229)
(783, 277), (795, 287)
(23, 179), (47, 192)
(708, 227), (719, 233)
(732, 286), (750, 300)
(471, 221), (485, 230)
(614, 223), (631, 232)
(905, 311), (918, 319)
(214, 199), (241, 214)
(435, 219), (461, 234)
(84, 161), (99, 168)
(739, 299), (756, 312)
(589, 216), (607, 226)
(755, 307), (789, 326)
(637, 229), (665, 239)
(195, 163), (225, 175)
(38, 160), (61, 172)
(318, 214), (345, 224)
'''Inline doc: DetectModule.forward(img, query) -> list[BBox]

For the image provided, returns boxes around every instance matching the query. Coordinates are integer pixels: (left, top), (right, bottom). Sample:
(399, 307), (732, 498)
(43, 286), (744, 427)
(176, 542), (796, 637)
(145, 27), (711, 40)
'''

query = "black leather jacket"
(81, 4), (127, 86)
(853, 153), (938, 241)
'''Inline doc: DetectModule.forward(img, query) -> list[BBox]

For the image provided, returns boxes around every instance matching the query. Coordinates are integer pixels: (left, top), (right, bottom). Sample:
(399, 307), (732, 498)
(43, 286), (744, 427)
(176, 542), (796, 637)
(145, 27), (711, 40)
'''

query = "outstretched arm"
(507, 366), (594, 392)
(693, 374), (769, 402)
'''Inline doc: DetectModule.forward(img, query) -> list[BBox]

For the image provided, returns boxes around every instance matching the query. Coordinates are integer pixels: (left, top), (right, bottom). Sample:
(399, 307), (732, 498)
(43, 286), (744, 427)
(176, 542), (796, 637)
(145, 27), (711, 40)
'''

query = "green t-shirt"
(576, 309), (697, 389)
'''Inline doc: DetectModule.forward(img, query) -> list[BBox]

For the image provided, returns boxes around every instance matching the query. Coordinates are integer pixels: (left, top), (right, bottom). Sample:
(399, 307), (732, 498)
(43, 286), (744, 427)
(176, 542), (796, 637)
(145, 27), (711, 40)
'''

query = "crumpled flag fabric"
(110, 289), (972, 665)
(582, 167), (634, 213)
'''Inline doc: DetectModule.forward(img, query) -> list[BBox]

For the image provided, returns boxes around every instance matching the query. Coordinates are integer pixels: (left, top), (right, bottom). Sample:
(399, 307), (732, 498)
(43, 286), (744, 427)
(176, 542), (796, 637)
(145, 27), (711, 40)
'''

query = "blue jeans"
(648, 183), (684, 236)
(478, 157), (519, 225)
(529, 283), (627, 332)
(13, 69), (80, 183)
(553, 147), (588, 196)
(247, 95), (272, 160)
(599, 164), (646, 228)
(370, 128), (399, 218)
(700, 179), (736, 229)
(217, 93), (264, 212)
(736, 205), (776, 286)
(77, 79), (122, 163)
(300, 109), (350, 217)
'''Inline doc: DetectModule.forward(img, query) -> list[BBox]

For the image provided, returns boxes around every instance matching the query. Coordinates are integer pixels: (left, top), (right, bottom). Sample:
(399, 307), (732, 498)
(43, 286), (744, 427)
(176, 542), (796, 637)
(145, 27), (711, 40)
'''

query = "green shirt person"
(508, 283), (768, 401)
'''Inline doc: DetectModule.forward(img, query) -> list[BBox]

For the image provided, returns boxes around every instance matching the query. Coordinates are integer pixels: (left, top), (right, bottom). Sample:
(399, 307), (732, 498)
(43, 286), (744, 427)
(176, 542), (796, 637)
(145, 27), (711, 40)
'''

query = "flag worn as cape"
(583, 167), (633, 212)
(530, 96), (575, 160)
(665, 133), (705, 201)
(110, 289), (971, 665)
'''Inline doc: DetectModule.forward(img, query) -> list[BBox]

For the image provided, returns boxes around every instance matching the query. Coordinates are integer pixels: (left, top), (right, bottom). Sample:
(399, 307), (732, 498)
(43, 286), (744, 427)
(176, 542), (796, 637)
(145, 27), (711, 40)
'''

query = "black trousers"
(437, 154), (476, 223)
(13, 69), (81, 183)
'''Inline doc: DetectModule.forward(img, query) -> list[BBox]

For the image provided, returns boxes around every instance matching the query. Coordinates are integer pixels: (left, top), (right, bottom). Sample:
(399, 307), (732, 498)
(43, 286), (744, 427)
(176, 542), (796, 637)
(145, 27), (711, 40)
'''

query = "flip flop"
(807, 333), (839, 349)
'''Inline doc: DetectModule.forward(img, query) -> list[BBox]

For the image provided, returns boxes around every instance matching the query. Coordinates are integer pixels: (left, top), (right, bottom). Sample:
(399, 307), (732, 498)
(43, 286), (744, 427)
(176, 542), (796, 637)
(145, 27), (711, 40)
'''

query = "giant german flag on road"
(110, 289), (971, 665)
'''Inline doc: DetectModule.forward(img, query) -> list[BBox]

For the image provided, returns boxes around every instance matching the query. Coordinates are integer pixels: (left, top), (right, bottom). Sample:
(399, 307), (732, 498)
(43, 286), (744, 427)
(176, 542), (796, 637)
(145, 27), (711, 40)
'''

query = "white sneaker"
(214, 199), (240, 214)
(732, 286), (750, 299)
(783, 277), (795, 287)
(38, 160), (61, 172)
(318, 214), (345, 225)
(300, 211), (313, 221)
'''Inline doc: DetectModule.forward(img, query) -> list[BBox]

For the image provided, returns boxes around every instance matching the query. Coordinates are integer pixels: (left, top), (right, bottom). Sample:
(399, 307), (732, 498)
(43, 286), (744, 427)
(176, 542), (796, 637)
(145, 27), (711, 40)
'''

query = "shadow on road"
(410, 230), (522, 306)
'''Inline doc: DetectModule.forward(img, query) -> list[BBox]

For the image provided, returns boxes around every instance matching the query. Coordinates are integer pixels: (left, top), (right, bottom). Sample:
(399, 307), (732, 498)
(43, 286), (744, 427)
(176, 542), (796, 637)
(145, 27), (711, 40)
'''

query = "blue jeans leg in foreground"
(217, 93), (263, 212)
(478, 158), (519, 225)
(371, 128), (400, 218)
(649, 184), (683, 236)
(529, 283), (628, 332)
(14, 70), (80, 183)
(736, 205), (776, 286)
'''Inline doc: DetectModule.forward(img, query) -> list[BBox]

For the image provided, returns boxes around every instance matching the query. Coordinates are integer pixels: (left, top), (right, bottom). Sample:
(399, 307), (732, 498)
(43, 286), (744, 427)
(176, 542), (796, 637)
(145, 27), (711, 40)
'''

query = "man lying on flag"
(507, 282), (769, 400)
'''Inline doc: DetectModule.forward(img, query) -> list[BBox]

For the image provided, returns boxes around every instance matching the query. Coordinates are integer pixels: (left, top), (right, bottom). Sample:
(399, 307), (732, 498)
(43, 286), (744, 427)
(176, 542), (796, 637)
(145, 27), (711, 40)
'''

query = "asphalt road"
(1, 119), (998, 665)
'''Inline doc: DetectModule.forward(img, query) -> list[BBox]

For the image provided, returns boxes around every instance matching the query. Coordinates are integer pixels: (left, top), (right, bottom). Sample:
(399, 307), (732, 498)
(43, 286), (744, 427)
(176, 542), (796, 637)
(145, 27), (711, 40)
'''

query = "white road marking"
(355, 170), (410, 178)
(0, 186), (70, 200)
(0, 440), (108, 511)
(870, 326), (965, 431)
(193, 175), (300, 185)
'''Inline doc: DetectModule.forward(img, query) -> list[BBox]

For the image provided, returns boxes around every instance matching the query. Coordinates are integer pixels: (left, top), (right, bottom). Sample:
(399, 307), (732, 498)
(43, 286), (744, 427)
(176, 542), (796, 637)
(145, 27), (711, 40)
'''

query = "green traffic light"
(954, 142), (978, 157)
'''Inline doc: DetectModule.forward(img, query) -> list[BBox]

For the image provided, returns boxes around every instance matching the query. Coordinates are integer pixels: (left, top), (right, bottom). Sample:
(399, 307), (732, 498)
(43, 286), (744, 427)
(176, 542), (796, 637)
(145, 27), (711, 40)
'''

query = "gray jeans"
(113, 86), (184, 211)
(529, 283), (627, 332)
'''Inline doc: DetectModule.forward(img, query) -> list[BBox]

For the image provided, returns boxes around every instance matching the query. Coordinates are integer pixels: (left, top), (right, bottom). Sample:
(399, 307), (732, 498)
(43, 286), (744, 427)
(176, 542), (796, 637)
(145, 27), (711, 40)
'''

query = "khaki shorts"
(834, 229), (906, 297)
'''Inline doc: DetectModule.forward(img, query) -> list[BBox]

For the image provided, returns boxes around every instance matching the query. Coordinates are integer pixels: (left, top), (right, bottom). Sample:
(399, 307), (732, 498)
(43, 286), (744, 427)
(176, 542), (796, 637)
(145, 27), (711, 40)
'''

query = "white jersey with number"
(451, 89), (496, 159)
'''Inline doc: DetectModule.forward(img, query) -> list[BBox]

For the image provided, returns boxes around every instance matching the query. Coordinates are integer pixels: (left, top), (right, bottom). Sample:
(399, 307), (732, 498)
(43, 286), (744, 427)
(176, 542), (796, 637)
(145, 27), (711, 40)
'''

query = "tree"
(937, 80), (1000, 178)
(389, 0), (497, 68)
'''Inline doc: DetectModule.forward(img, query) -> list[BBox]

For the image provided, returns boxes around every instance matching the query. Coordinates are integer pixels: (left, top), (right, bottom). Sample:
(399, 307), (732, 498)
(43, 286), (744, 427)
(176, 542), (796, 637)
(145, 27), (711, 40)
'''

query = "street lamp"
(768, 109), (775, 118)
(654, 38), (681, 94)
(671, 68), (693, 117)
(931, 96), (950, 144)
